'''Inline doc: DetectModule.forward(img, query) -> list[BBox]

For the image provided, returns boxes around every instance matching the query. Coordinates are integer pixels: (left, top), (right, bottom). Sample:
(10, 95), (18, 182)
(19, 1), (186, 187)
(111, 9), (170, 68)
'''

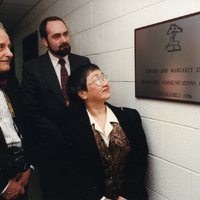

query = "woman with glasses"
(62, 63), (148, 200)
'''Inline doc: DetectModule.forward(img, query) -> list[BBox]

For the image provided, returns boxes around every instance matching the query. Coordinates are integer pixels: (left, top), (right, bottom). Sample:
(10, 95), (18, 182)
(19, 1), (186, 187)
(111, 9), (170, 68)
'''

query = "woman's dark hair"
(67, 63), (100, 106)
(39, 16), (66, 39)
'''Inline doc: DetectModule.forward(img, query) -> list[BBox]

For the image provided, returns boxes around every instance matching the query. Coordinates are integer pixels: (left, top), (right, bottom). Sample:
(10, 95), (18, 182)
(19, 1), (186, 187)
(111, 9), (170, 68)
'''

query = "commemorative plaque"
(135, 12), (200, 104)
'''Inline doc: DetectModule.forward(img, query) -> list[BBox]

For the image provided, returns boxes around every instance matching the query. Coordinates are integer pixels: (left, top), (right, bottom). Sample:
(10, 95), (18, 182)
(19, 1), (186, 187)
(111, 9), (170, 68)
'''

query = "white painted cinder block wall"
(12, 0), (200, 199)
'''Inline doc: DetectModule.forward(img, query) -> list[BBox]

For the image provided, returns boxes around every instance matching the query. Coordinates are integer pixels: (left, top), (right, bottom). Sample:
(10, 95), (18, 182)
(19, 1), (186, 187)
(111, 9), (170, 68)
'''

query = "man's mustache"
(59, 43), (70, 49)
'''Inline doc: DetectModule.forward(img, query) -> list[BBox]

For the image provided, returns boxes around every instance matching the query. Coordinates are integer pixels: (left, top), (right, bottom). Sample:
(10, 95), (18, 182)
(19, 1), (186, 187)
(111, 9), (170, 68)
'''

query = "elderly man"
(0, 23), (31, 200)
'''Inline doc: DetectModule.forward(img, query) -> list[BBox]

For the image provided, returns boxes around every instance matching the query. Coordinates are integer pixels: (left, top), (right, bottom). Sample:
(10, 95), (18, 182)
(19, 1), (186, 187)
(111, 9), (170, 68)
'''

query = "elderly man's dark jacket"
(0, 73), (28, 192)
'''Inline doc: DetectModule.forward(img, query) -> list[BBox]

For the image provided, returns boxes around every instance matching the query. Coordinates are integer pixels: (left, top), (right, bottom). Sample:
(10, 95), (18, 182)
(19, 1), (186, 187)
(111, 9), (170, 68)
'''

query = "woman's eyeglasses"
(87, 74), (110, 86)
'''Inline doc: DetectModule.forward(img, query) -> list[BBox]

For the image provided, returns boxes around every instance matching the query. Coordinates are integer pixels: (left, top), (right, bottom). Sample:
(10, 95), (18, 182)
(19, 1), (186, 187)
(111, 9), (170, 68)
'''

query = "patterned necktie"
(58, 58), (68, 105)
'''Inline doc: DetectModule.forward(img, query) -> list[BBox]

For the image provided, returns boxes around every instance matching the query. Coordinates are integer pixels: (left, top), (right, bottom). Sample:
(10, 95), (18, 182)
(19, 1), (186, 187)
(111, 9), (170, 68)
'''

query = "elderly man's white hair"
(0, 22), (6, 31)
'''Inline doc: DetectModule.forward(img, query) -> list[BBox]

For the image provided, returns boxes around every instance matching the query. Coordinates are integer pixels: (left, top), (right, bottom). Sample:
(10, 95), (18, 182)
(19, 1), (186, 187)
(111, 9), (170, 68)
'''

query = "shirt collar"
(87, 106), (119, 143)
(48, 51), (69, 67)
(86, 106), (118, 126)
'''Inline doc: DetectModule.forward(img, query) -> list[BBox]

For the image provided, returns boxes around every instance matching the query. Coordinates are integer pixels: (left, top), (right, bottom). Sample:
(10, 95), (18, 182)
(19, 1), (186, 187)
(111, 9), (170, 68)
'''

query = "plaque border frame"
(135, 11), (200, 105)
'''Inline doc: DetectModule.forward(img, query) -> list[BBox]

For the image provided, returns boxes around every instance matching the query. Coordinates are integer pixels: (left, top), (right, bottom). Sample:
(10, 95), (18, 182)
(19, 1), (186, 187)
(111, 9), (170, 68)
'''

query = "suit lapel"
(40, 53), (65, 106)
(107, 104), (133, 143)
(69, 109), (103, 167)
(68, 54), (84, 73)
(68, 54), (74, 70)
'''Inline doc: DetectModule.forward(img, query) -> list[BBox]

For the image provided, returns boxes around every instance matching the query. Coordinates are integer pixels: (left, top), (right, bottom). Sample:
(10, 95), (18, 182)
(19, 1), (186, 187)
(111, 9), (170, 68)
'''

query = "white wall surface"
(12, 0), (200, 199)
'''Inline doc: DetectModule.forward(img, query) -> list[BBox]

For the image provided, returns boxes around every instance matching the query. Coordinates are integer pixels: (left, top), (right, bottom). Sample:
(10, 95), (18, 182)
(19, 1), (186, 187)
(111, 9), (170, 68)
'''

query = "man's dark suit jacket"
(21, 52), (90, 199)
(0, 74), (28, 193)
(62, 103), (148, 200)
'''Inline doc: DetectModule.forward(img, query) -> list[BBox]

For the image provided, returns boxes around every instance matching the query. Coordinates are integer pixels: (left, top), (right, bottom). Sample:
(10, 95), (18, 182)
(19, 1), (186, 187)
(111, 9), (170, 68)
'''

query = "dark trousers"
(38, 159), (66, 200)
(15, 193), (28, 200)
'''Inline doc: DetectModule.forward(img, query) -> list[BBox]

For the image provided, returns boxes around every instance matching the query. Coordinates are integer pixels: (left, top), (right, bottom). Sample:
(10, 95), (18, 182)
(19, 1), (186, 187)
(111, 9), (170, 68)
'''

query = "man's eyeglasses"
(87, 74), (110, 86)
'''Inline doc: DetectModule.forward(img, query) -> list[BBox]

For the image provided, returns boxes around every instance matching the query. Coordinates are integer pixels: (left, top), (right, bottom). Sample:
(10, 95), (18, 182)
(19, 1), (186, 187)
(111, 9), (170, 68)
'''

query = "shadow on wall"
(28, 171), (43, 200)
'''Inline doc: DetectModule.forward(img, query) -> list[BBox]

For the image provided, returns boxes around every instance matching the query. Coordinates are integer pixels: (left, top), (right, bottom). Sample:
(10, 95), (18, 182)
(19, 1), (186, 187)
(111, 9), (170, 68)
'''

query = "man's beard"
(49, 42), (71, 57)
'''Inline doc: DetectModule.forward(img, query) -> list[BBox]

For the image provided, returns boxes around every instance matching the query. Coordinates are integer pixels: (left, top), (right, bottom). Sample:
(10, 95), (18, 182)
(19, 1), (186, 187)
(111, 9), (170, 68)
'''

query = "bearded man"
(21, 16), (90, 200)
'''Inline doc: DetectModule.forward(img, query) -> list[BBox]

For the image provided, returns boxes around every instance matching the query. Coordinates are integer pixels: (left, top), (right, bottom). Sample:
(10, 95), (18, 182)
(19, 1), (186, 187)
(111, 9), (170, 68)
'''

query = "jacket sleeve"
(120, 108), (148, 200)
(0, 150), (10, 193)
(0, 176), (9, 194)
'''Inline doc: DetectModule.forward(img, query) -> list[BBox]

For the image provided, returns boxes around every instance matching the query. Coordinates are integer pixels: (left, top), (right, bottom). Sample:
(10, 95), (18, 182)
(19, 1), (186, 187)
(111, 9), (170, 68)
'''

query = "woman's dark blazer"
(62, 103), (148, 200)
